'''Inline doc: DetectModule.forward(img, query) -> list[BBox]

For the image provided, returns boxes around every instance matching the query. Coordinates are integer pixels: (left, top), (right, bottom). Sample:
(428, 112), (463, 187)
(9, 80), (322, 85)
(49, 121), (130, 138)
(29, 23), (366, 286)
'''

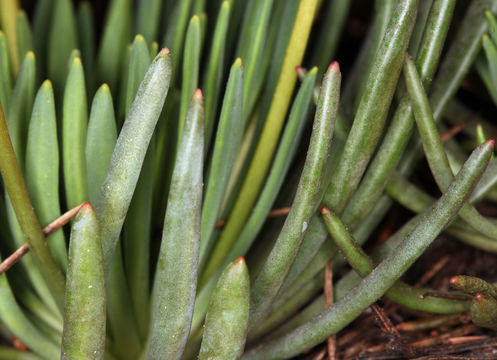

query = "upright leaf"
(61, 203), (105, 360)
(85, 84), (116, 205)
(149, 90), (204, 359)
(96, 49), (172, 274)
(63, 56), (88, 209)
(26, 80), (67, 271)
(198, 258), (249, 360)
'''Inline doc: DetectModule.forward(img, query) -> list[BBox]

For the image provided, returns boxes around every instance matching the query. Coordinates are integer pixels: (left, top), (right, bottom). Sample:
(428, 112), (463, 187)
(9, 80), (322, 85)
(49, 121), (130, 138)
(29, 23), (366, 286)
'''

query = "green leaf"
(125, 35), (151, 115)
(248, 62), (341, 330)
(430, 0), (497, 122)
(404, 54), (497, 240)
(96, 48), (172, 274)
(324, 0), (417, 214)
(26, 80), (67, 271)
(7, 51), (35, 172)
(486, 10), (497, 45)
(76, 1), (95, 92)
(341, 0), (395, 119)
(0, 272), (59, 359)
(85, 84), (117, 206)
(309, 0), (351, 76)
(193, 67), (317, 336)
(32, 0), (53, 78)
(96, 0), (131, 92)
(342, 0), (456, 228)
(61, 203), (106, 360)
(199, 58), (243, 273)
(0, 0), (20, 76)
(48, 0), (77, 96)
(16, 10), (33, 63)
(0, 32), (12, 113)
(482, 33), (497, 96)
(135, 0), (163, 43)
(63, 56), (88, 209)
(161, 0), (193, 84)
(0, 98), (65, 311)
(198, 257), (250, 360)
(178, 15), (201, 141)
(210, 0), (320, 281)
(469, 293), (497, 329)
(243, 140), (494, 359)
(321, 207), (468, 314)
(122, 33), (153, 341)
(202, 1), (230, 147)
(450, 275), (497, 298)
(149, 90), (204, 359)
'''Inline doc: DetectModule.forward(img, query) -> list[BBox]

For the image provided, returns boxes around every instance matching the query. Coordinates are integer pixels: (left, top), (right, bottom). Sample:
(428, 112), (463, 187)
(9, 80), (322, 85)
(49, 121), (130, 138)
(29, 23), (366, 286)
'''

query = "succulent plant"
(1, 0), (497, 359)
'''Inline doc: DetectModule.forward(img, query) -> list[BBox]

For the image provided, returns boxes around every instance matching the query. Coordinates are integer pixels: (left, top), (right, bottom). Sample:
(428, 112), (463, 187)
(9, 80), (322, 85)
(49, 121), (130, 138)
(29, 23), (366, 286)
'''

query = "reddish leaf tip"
(193, 88), (203, 99)
(449, 276), (459, 285)
(81, 201), (93, 210)
(329, 61), (340, 71)
(486, 139), (495, 147)
(475, 292), (485, 301)
(160, 48), (171, 56)
(320, 206), (330, 214)
(235, 256), (246, 264)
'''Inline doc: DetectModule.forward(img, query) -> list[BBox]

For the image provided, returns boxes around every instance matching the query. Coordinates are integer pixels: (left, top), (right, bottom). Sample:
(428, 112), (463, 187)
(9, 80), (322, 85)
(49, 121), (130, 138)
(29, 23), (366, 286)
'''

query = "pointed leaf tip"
(99, 83), (110, 92)
(159, 48), (171, 56)
(320, 206), (330, 214)
(449, 276), (459, 285)
(476, 293), (485, 301)
(329, 61), (340, 71)
(193, 88), (203, 99)
(81, 202), (94, 211)
(42, 79), (53, 89)
(235, 256), (246, 264)
(487, 139), (495, 147)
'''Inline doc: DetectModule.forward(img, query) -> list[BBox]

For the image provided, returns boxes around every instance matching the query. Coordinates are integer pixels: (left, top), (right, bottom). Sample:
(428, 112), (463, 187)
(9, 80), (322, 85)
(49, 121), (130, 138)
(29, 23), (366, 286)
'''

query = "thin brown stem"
(371, 303), (414, 356)
(414, 255), (450, 287)
(0, 101), (65, 308)
(324, 258), (336, 360)
(0, 202), (86, 275)
(440, 115), (475, 142)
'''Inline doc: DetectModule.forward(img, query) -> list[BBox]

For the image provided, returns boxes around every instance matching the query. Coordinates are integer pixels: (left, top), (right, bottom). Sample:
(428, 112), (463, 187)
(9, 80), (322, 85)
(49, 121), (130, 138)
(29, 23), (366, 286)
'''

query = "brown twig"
(415, 255), (450, 287)
(310, 347), (327, 360)
(371, 303), (415, 356)
(12, 336), (27, 351)
(324, 258), (337, 360)
(0, 203), (86, 274)
(215, 206), (291, 228)
(440, 115), (475, 142)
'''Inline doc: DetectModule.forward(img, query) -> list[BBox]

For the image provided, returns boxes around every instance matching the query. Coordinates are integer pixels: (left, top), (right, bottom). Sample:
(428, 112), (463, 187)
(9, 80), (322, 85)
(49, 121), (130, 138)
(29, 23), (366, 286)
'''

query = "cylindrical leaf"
(26, 80), (66, 271)
(96, 48), (172, 274)
(149, 90), (204, 359)
(199, 257), (249, 360)
(61, 203), (106, 360)
(63, 56), (88, 209)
